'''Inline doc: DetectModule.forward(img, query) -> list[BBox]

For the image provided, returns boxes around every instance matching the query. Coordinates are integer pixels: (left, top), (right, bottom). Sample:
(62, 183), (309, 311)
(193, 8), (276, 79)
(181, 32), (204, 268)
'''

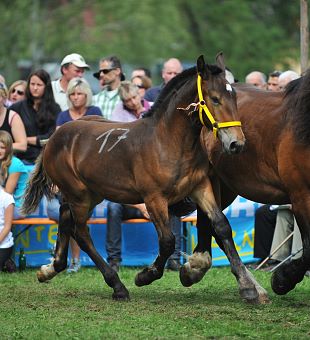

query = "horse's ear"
(197, 55), (209, 79)
(215, 51), (225, 72)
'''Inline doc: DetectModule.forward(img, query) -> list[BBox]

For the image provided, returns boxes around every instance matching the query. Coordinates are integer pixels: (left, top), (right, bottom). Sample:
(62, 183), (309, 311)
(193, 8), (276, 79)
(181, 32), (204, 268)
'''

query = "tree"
(0, 0), (303, 84)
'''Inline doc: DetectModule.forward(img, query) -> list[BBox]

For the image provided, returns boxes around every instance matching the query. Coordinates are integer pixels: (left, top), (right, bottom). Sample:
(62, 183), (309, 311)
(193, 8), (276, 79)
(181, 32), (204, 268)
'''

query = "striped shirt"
(92, 88), (121, 120)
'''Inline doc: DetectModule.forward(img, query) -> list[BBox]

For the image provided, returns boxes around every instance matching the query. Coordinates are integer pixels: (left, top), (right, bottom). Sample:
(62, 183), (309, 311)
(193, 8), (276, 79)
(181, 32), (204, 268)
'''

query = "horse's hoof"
(112, 288), (130, 301)
(239, 287), (260, 304)
(179, 265), (207, 286)
(135, 266), (162, 286)
(179, 265), (194, 287)
(37, 270), (49, 283)
(179, 252), (211, 287)
(240, 286), (270, 304)
(271, 271), (294, 295)
(37, 262), (57, 282)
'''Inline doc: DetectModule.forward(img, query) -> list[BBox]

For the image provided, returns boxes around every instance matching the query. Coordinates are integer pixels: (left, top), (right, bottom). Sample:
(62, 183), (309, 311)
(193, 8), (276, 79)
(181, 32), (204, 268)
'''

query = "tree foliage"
(0, 0), (303, 83)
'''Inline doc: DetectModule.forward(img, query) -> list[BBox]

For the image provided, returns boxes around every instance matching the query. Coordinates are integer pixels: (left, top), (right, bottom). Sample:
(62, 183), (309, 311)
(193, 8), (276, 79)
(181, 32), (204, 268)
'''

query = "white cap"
(60, 53), (89, 69)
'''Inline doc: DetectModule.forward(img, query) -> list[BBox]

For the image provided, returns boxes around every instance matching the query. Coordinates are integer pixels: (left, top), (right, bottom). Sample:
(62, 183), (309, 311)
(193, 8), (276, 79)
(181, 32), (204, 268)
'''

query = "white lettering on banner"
(224, 196), (261, 218)
(96, 128), (130, 153)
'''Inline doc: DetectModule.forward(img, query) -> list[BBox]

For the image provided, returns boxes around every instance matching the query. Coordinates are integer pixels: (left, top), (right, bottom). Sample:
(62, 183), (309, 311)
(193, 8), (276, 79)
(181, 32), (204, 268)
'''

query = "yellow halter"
(197, 74), (242, 137)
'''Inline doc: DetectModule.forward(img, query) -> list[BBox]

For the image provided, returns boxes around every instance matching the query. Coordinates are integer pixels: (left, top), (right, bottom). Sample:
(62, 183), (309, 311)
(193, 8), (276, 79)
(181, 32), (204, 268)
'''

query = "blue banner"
(14, 197), (261, 267)
(186, 196), (261, 266)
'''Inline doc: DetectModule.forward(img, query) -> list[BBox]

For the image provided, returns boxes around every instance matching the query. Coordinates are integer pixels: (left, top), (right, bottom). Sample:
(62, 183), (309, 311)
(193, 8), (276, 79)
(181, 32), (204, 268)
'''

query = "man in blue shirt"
(144, 58), (183, 102)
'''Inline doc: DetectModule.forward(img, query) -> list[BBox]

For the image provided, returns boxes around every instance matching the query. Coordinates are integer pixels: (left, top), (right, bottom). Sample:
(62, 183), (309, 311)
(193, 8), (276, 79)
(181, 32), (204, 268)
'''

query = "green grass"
(1, 266), (310, 339)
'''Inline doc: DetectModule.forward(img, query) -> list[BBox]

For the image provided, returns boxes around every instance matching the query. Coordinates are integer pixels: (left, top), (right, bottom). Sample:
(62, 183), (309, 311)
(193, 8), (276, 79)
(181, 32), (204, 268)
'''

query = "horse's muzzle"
(229, 139), (245, 154)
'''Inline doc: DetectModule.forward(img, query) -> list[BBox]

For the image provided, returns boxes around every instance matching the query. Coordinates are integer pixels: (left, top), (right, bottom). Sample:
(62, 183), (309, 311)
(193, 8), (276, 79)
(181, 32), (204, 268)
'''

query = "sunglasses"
(12, 88), (25, 96)
(99, 68), (116, 75)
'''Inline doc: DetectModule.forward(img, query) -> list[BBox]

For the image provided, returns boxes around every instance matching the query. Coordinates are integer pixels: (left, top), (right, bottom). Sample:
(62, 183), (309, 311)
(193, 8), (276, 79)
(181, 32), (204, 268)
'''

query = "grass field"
(1, 266), (310, 339)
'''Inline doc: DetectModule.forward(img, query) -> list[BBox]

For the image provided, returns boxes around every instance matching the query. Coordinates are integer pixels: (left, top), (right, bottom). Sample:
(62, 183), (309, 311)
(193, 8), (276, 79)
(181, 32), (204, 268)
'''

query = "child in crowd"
(0, 182), (15, 271)
(0, 131), (28, 219)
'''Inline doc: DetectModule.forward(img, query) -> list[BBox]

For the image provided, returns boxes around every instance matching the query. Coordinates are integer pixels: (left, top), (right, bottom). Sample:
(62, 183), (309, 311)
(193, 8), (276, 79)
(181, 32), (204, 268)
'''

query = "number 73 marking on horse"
(96, 128), (130, 153)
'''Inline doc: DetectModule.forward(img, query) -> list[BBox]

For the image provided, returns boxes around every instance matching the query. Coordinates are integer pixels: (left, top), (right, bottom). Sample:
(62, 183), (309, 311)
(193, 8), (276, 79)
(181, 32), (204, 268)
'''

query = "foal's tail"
(22, 151), (54, 215)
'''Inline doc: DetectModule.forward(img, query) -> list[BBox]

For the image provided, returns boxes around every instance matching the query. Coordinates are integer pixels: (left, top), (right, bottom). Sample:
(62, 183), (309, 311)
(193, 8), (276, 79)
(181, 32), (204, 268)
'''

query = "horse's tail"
(22, 151), (54, 215)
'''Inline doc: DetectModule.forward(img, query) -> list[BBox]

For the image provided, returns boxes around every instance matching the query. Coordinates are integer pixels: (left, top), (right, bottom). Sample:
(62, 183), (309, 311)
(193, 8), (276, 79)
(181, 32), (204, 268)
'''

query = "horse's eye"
(211, 97), (220, 105)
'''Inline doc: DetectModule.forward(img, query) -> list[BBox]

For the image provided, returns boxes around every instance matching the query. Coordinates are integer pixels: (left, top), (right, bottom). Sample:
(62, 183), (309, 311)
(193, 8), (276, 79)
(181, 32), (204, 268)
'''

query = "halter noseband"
(197, 74), (242, 138)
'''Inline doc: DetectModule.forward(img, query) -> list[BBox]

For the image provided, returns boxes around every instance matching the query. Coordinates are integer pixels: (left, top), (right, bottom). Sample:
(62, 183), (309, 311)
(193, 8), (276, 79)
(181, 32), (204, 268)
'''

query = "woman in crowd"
(0, 83), (27, 152)
(0, 131), (28, 219)
(50, 77), (102, 274)
(112, 80), (151, 122)
(131, 75), (152, 100)
(56, 77), (102, 125)
(8, 80), (27, 104)
(9, 69), (61, 165)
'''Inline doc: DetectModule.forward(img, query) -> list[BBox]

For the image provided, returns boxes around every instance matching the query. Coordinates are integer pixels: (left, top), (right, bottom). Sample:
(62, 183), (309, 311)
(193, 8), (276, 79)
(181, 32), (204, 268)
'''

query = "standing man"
(144, 57), (183, 102)
(131, 67), (152, 79)
(52, 53), (90, 111)
(245, 71), (267, 89)
(278, 70), (300, 91)
(267, 71), (282, 91)
(92, 55), (125, 119)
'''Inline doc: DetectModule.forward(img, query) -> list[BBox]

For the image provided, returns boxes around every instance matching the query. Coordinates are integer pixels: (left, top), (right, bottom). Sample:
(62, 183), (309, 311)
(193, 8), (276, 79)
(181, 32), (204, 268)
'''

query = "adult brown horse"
(22, 54), (266, 303)
(180, 72), (310, 297)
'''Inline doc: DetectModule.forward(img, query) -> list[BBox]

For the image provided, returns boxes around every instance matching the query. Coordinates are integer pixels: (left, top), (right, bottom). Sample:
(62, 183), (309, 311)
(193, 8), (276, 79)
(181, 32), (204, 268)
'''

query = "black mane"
(144, 67), (197, 118)
(285, 72), (310, 144)
(144, 63), (223, 118)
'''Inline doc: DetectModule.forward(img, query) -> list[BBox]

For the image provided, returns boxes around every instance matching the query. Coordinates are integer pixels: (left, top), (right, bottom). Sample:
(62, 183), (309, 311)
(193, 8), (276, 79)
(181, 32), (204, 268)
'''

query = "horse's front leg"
(37, 202), (71, 283)
(181, 181), (269, 304)
(179, 206), (213, 287)
(135, 199), (174, 286)
(271, 198), (310, 295)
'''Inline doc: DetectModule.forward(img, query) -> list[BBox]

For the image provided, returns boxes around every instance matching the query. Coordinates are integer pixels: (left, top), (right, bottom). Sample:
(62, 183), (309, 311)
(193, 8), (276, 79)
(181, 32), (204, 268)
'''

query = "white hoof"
(180, 252), (212, 286)
(183, 251), (212, 271)
(37, 261), (57, 282)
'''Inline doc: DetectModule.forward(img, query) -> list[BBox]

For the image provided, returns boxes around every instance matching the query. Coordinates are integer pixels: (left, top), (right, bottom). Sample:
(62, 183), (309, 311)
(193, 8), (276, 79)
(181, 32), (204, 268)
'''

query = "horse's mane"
(144, 64), (222, 118)
(285, 72), (310, 144)
(144, 67), (196, 118)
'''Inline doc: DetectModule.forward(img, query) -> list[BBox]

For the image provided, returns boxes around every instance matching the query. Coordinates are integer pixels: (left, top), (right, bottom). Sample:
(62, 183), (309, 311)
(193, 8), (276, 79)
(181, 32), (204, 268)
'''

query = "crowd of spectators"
(0, 53), (186, 273)
(0, 52), (303, 274)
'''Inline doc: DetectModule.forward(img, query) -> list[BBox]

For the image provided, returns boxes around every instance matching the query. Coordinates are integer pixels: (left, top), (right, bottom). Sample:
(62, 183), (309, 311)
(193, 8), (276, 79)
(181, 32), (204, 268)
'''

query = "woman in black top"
(10, 69), (61, 164)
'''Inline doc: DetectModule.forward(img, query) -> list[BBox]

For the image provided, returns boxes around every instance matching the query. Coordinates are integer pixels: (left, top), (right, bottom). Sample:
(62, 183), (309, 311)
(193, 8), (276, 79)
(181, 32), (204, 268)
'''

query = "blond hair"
(0, 83), (8, 100)
(119, 81), (140, 101)
(66, 77), (92, 108)
(0, 131), (13, 185)
(8, 80), (27, 99)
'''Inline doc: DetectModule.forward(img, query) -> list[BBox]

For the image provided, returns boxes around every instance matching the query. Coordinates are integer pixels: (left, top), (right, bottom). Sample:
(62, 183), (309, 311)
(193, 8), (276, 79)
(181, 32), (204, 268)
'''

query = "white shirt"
(0, 188), (15, 248)
(52, 79), (68, 111)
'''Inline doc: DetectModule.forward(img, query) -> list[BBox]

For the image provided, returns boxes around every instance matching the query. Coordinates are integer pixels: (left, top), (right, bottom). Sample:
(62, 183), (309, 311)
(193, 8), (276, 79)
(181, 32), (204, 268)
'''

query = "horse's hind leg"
(135, 199), (175, 286)
(70, 206), (129, 301)
(271, 200), (310, 295)
(37, 202), (72, 282)
(210, 210), (269, 304)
